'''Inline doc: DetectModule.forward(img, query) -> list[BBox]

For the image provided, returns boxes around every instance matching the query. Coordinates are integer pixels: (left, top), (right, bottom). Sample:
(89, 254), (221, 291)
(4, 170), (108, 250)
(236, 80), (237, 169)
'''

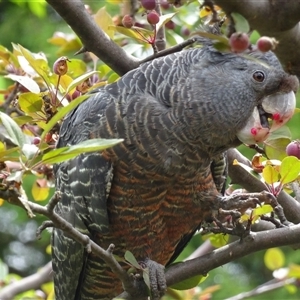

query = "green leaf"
(143, 268), (151, 289)
(264, 138), (291, 160)
(280, 156), (300, 185)
(5, 74), (40, 94)
(18, 92), (43, 113)
(170, 274), (206, 290)
(266, 125), (292, 141)
(262, 165), (280, 184)
(156, 12), (177, 32)
(192, 31), (229, 45)
(94, 7), (114, 39)
(288, 264), (300, 278)
(285, 284), (297, 294)
(22, 144), (39, 160)
(124, 250), (141, 269)
(41, 138), (123, 165)
(107, 72), (120, 84)
(65, 71), (100, 95)
(231, 12), (250, 33)
(253, 204), (273, 217)
(0, 146), (21, 161)
(13, 115), (34, 126)
(41, 94), (89, 140)
(0, 142), (5, 152)
(31, 180), (50, 201)
(110, 25), (153, 42)
(66, 59), (87, 78)
(0, 112), (25, 147)
(17, 44), (51, 87)
(202, 233), (229, 248)
(264, 248), (285, 271)
(214, 41), (231, 52)
(28, 0), (47, 18)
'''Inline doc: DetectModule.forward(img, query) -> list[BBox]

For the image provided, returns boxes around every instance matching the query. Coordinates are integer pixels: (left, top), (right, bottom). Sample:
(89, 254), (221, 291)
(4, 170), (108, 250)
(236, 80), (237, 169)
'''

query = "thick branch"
(165, 224), (300, 287)
(213, 0), (300, 77)
(46, 0), (139, 76)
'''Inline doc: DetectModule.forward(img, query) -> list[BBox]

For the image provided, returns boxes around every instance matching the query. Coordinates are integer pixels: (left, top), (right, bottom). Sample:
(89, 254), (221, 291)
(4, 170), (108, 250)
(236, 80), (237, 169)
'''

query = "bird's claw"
(203, 191), (289, 237)
(141, 258), (166, 300)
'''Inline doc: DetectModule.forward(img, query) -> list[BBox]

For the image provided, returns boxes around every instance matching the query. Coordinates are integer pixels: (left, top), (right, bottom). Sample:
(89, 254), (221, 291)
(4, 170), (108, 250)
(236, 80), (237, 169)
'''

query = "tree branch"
(225, 277), (297, 300)
(213, 0), (300, 77)
(0, 262), (52, 300)
(165, 224), (300, 287)
(45, 0), (139, 76)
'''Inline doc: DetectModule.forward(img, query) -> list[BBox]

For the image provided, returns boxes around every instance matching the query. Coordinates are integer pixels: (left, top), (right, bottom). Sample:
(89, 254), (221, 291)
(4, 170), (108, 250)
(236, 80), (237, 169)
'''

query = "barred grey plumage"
(52, 40), (298, 300)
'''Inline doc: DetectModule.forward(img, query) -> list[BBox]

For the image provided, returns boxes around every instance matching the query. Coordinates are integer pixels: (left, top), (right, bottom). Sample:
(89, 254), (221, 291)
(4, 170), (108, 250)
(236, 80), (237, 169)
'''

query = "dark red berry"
(32, 137), (41, 145)
(160, 0), (170, 9)
(165, 20), (175, 30)
(147, 11), (160, 25)
(141, 0), (156, 10)
(71, 90), (81, 101)
(256, 36), (278, 52)
(122, 15), (134, 28)
(229, 32), (250, 53)
(286, 141), (300, 159)
(180, 26), (190, 36)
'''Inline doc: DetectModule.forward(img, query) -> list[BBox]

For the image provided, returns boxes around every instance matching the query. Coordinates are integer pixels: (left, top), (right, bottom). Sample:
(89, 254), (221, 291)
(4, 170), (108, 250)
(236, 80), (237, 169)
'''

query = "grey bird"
(52, 38), (298, 300)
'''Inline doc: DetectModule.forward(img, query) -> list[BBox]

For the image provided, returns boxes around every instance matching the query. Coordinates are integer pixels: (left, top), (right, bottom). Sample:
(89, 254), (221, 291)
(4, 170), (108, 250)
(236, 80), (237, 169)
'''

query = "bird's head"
(186, 46), (298, 153)
(235, 50), (298, 145)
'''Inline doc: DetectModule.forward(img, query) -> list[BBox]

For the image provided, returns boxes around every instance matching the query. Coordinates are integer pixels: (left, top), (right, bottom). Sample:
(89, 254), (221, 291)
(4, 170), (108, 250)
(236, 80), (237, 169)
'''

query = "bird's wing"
(52, 93), (113, 300)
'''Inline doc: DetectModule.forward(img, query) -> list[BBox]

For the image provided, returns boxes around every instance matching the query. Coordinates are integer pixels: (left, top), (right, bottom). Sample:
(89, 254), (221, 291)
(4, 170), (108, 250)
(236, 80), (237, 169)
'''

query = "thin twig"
(224, 277), (297, 300)
(0, 262), (53, 300)
(140, 36), (200, 64)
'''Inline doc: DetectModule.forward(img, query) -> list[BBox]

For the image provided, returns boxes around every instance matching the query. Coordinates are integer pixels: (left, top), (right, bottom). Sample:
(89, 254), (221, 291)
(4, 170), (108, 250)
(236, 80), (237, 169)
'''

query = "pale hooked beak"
(237, 91), (296, 145)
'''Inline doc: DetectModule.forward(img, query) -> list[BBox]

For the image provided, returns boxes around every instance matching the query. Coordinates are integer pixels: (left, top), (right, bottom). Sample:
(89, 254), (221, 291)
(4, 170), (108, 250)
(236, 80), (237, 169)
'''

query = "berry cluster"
(229, 33), (278, 54)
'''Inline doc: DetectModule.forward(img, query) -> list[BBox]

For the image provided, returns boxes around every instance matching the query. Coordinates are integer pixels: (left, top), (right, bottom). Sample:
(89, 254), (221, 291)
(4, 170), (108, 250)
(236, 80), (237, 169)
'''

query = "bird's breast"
(100, 159), (218, 265)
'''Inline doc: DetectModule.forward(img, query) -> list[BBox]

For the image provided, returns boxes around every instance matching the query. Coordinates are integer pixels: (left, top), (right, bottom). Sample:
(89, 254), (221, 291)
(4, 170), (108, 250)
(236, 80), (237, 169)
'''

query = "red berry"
(165, 20), (175, 30)
(32, 137), (41, 145)
(180, 26), (190, 37)
(71, 90), (81, 101)
(141, 0), (156, 10)
(229, 32), (250, 53)
(256, 36), (278, 52)
(286, 141), (300, 159)
(122, 15), (134, 28)
(147, 11), (160, 25)
(160, 0), (170, 9)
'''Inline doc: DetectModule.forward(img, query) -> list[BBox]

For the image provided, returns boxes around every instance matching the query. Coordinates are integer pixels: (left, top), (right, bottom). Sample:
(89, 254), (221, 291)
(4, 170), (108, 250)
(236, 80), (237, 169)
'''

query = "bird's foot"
(139, 258), (167, 300)
(203, 191), (289, 238)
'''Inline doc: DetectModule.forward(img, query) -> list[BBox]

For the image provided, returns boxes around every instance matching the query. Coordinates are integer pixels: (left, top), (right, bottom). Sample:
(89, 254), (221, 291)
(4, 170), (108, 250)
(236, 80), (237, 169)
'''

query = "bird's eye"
(253, 71), (265, 82)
